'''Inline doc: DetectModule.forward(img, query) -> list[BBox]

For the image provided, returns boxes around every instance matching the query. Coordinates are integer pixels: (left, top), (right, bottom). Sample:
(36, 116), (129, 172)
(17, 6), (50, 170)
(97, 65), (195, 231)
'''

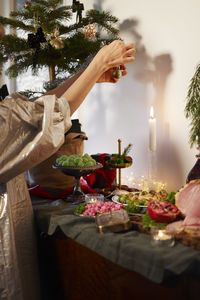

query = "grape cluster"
(56, 153), (97, 167)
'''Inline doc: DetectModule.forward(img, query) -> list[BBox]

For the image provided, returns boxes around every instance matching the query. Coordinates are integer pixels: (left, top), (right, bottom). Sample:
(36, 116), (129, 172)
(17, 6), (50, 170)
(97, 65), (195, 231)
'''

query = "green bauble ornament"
(112, 67), (122, 79)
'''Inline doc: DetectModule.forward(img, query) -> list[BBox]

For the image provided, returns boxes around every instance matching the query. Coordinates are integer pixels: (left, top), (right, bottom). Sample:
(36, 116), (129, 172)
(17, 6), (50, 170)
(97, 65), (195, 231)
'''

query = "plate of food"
(112, 190), (169, 214)
(74, 200), (124, 217)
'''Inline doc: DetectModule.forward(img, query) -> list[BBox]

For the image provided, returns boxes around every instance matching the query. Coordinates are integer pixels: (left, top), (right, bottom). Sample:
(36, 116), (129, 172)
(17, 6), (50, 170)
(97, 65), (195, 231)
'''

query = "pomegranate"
(147, 200), (180, 223)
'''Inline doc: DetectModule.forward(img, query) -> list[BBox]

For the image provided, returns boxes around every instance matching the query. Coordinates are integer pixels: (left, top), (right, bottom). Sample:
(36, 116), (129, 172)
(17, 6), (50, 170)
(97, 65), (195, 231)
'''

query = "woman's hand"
(94, 40), (135, 73)
(97, 64), (128, 83)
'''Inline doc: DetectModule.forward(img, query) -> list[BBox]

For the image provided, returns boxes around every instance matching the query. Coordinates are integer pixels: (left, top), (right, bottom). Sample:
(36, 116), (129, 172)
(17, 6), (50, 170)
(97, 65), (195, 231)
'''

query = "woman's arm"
(47, 40), (135, 116)
(64, 40), (135, 115)
(45, 69), (85, 98)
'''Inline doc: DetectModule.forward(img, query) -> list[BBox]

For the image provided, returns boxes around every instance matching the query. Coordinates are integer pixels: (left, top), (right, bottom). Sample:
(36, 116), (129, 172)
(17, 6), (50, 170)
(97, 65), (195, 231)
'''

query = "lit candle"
(151, 228), (175, 247)
(85, 193), (104, 203)
(149, 106), (156, 151)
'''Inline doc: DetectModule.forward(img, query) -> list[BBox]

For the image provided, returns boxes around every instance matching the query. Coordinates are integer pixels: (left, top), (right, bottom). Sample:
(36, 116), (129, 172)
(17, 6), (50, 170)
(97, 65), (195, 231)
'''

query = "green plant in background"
(185, 64), (200, 147)
(0, 0), (120, 95)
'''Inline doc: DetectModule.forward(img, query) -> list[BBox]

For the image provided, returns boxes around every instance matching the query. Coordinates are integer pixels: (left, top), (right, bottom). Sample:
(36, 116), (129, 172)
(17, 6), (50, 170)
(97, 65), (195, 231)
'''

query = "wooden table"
(37, 229), (200, 300)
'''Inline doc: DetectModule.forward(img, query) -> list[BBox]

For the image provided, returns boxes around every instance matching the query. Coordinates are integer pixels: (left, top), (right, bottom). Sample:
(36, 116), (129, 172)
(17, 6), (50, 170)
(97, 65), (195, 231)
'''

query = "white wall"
(2, 0), (199, 191)
(75, 0), (200, 191)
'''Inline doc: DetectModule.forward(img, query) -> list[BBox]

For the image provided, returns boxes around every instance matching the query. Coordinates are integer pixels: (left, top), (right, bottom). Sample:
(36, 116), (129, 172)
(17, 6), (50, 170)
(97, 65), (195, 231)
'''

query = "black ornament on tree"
(72, 0), (84, 23)
(0, 84), (9, 101)
(72, 0), (79, 12)
(28, 27), (46, 67)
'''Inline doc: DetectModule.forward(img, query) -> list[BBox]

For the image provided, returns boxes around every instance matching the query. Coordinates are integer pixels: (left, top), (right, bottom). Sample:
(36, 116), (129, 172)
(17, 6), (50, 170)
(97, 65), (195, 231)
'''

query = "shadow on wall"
(84, 13), (183, 190)
(120, 18), (184, 190)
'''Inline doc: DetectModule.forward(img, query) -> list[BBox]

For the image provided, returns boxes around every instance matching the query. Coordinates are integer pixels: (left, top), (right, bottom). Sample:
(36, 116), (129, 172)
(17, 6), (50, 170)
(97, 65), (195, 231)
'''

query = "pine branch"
(85, 9), (120, 37)
(122, 144), (133, 157)
(185, 64), (200, 147)
(0, 16), (34, 32)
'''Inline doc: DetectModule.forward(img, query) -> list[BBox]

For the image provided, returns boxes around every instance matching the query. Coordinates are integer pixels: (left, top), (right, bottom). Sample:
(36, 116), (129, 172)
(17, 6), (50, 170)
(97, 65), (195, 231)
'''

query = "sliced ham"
(175, 180), (200, 217)
(183, 216), (200, 226)
(175, 179), (200, 227)
(166, 220), (185, 233)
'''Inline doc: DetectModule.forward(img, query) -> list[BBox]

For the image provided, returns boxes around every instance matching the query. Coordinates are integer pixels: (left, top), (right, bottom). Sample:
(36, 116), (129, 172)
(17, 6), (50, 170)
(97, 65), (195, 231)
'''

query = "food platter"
(105, 155), (132, 169)
(73, 200), (124, 217)
(111, 190), (170, 214)
(52, 162), (103, 177)
(112, 194), (147, 214)
(112, 190), (169, 205)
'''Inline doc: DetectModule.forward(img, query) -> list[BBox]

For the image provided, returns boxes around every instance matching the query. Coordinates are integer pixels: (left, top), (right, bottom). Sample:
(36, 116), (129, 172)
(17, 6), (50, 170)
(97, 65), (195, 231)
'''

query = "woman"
(0, 40), (135, 300)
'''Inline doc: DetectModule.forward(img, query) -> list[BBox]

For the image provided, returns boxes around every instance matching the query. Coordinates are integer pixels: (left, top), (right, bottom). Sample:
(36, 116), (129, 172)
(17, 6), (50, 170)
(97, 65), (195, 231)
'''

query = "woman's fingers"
(125, 42), (135, 50)
(124, 56), (135, 63)
(126, 48), (136, 56)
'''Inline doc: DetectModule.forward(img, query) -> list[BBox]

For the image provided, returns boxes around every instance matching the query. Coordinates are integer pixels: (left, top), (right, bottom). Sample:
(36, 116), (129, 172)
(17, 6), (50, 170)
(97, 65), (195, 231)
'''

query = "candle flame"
(158, 230), (164, 238)
(150, 106), (154, 118)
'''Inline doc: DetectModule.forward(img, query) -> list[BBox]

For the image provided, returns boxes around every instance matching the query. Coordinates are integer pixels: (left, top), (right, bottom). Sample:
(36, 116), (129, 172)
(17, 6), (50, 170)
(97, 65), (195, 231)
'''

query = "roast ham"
(167, 180), (200, 232)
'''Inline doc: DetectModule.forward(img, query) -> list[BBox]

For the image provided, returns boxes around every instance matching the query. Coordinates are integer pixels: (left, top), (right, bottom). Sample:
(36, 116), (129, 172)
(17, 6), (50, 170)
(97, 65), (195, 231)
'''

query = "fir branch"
(0, 16), (34, 32)
(85, 10), (120, 37)
(0, 35), (31, 61)
(33, 0), (63, 7)
(122, 144), (133, 157)
(185, 64), (200, 147)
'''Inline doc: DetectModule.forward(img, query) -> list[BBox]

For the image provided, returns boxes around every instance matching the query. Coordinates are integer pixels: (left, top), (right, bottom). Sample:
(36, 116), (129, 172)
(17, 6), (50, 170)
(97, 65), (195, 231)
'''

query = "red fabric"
(29, 185), (54, 199)
(29, 183), (97, 199)
(83, 153), (116, 188)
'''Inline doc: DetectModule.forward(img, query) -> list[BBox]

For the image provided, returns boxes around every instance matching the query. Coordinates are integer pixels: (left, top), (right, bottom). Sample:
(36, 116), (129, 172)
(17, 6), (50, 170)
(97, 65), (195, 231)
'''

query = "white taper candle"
(149, 106), (156, 151)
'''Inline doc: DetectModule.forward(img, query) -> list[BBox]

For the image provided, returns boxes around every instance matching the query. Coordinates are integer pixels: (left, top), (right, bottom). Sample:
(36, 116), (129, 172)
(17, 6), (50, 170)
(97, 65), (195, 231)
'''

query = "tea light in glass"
(151, 228), (175, 247)
(85, 193), (104, 203)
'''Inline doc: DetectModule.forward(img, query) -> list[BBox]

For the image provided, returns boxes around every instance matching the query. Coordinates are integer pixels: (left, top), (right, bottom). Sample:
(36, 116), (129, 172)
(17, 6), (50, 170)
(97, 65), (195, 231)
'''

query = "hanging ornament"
(112, 66), (122, 79)
(0, 24), (5, 40)
(81, 22), (98, 40)
(72, 0), (84, 23)
(0, 84), (9, 102)
(72, 0), (79, 12)
(48, 7), (54, 12)
(76, 2), (84, 23)
(24, 0), (31, 9)
(50, 28), (65, 49)
(28, 27), (46, 67)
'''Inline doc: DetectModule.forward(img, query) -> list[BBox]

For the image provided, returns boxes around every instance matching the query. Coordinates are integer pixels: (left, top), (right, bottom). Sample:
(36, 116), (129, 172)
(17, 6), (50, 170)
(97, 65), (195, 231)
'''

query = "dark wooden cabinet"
(37, 230), (200, 300)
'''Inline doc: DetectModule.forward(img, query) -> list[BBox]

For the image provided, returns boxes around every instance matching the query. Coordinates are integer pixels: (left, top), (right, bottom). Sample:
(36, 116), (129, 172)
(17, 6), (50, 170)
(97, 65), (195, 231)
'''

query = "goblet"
(52, 163), (103, 203)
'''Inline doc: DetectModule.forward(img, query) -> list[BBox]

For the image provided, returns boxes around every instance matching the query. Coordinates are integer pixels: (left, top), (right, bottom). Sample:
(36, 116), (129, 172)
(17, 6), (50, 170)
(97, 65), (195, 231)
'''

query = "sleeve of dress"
(0, 93), (72, 183)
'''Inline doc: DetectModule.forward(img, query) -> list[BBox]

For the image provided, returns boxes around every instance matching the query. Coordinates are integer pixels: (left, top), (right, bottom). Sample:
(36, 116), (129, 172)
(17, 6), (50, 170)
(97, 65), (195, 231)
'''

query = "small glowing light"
(158, 231), (164, 238)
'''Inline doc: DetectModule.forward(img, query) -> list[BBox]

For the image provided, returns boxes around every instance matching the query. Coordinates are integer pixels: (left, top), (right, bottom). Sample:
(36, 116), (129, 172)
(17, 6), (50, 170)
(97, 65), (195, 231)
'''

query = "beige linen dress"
(0, 93), (71, 300)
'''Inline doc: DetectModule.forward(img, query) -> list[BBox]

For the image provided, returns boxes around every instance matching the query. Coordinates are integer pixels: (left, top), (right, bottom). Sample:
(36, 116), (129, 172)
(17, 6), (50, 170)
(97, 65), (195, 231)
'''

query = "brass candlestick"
(105, 139), (133, 190)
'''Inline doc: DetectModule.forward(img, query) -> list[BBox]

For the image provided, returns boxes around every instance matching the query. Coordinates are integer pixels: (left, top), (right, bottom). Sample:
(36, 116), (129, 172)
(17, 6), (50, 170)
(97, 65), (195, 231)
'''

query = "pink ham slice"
(175, 179), (200, 226)
(166, 220), (185, 233)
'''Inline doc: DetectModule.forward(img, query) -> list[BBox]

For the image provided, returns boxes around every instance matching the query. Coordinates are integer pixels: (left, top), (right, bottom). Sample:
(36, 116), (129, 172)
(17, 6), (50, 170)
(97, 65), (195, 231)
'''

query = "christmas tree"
(0, 0), (120, 95)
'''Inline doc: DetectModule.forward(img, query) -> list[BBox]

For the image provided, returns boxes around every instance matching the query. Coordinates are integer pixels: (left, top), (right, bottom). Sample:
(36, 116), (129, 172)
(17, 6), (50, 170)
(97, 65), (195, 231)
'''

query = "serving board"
(129, 214), (200, 251)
